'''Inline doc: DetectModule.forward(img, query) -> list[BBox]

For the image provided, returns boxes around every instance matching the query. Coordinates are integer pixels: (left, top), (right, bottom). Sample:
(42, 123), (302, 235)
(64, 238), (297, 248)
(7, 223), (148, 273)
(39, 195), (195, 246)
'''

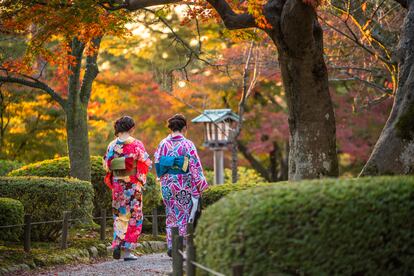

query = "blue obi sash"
(155, 156), (189, 177)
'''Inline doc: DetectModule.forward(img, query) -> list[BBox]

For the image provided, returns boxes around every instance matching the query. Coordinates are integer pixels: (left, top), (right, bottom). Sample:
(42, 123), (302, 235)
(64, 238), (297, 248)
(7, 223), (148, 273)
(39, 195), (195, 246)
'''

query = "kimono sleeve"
(133, 140), (151, 164)
(188, 141), (208, 197)
(154, 141), (163, 164)
(103, 141), (116, 190)
(103, 140), (116, 172)
(133, 140), (152, 184)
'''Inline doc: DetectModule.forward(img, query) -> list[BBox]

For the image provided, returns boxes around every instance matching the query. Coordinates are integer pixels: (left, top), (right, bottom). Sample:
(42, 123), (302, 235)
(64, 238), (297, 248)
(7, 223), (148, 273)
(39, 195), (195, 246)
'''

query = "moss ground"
(0, 224), (166, 274)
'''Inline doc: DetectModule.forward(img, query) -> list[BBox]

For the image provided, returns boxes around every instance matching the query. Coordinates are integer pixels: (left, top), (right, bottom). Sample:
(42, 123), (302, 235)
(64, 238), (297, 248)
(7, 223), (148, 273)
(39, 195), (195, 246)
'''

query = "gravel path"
(36, 253), (172, 276)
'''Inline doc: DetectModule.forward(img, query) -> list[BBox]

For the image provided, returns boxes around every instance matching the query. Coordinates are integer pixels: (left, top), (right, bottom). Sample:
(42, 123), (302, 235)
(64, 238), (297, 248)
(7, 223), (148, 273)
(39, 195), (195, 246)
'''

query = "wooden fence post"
(100, 209), (106, 241)
(172, 226), (179, 251)
(61, 211), (70, 249)
(232, 264), (243, 276)
(172, 227), (178, 275)
(152, 208), (158, 238)
(173, 235), (184, 276)
(186, 223), (196, 276)
(171, 227), (182, 276)
(23, 214), (31, 253)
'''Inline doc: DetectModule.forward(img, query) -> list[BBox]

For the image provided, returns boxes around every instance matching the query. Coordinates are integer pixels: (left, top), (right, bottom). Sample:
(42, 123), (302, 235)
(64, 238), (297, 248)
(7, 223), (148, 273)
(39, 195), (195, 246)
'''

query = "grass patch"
(0, 223), (166, 273)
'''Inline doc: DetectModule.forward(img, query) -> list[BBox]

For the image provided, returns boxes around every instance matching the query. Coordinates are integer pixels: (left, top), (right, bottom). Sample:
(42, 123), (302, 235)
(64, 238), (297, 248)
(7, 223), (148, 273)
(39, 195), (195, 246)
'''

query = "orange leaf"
(361, 2), (367, 12)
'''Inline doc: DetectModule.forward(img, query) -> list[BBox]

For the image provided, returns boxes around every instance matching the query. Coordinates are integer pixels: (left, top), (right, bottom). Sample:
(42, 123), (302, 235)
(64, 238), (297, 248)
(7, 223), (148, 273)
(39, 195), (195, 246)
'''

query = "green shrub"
(0, 197), (24, 241)
(0, 160), (23, 176)
(8, 156), (161, 217)
(202, 167), (268, 208)
(143, 173), (162, 215)
(8, 156), (106, 217)
(195, 176), (414, 275)
(0, 177), (94, 241)
(202, 181), (269, 208)
(204, 167), (266, 186)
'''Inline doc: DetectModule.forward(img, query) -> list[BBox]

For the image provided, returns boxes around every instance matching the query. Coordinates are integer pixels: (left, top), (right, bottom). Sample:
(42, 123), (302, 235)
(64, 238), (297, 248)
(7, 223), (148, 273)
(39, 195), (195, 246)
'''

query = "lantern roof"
(191, 109), (239, 123)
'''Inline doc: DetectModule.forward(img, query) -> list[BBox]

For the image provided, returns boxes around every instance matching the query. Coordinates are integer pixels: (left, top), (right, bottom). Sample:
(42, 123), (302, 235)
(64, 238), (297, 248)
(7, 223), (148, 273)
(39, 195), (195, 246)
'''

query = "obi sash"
(104, 156), (149, 189)
(155, 155), (189, 178)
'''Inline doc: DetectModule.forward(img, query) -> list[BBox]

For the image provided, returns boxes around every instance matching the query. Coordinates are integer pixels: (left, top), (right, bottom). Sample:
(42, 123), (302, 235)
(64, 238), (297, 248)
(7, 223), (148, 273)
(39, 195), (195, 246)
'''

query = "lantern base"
(213, 148), (224, 185)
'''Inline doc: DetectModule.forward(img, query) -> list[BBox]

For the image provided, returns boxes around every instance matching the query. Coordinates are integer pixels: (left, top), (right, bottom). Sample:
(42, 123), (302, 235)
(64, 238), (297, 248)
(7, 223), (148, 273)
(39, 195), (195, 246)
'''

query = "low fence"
(1, 209), (245, 275)
(0, 208), (164, 252)
(170, 223), (244, 276)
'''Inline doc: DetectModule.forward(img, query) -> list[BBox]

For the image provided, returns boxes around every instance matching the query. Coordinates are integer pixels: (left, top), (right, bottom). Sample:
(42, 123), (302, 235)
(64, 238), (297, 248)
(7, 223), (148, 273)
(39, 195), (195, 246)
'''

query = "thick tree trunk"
(66, 100), (91, 181)
(61, 36), (100, 182)
(360, 3), (414, 176)
(265, 0), (338, 180)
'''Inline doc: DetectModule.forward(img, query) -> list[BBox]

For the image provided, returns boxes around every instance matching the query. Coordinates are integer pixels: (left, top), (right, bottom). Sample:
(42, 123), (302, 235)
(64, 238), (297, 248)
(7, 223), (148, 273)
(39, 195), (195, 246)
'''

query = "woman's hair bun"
(114, 116), (135, 135)
(167, 114), (187, 132)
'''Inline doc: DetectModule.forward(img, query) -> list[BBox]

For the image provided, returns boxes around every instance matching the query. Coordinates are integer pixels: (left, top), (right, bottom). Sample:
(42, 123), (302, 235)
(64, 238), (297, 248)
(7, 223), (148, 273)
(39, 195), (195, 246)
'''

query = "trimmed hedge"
(8, 156), (107, 217)
(8, 156), (161, 216)
(0, 197), (24, 241)
(0, 177), (94, 241)
(0, 160), (23, 176)
(202, 182), (269, 208)
(195, 176), (414, 275)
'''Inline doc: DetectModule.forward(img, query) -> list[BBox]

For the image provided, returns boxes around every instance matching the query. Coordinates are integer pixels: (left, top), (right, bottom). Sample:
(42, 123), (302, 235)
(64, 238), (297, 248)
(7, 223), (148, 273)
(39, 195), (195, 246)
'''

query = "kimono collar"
(168, 134), (185, 141)
(117, 136), (135, 144)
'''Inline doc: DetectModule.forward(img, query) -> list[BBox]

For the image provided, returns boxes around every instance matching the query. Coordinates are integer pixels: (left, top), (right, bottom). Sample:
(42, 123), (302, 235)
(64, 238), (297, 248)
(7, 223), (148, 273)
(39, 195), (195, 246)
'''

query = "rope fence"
(0, 208), (164, 252)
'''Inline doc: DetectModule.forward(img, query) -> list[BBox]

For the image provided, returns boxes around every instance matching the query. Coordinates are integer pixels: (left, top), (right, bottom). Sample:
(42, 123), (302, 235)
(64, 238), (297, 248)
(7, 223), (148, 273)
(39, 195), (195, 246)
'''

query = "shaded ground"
(0, 223), (168, 275)
(30, 253), (172, 276)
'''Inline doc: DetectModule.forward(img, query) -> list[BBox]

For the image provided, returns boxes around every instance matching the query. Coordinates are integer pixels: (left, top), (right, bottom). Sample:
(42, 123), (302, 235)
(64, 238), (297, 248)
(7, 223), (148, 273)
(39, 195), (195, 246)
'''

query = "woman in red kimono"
(104, 116), (151, 261)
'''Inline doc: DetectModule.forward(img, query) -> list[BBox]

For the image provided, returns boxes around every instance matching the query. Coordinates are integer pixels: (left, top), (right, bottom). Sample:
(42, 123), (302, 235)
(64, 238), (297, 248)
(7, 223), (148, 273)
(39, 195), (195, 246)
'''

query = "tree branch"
(237, 141), (270, 181)
(143, 8), (228, 75)
(80, 37), (102, 104)
(68, 37), (85, 100)
(126, 0), (256, 30)
(205, 0), (257, 29)
(125, 0), (181, 10)
(392, 0), (407, 9)
(0, 75), (67, 109)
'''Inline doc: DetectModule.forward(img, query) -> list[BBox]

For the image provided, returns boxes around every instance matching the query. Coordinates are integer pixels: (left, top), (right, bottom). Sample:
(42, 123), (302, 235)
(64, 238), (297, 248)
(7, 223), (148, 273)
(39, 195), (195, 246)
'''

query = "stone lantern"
(192, 109), (239, 184)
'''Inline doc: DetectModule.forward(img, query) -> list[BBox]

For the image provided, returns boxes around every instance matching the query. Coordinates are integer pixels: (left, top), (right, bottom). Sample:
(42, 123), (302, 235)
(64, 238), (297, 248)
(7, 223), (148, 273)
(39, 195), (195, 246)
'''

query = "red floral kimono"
(104, 136), (151, 250)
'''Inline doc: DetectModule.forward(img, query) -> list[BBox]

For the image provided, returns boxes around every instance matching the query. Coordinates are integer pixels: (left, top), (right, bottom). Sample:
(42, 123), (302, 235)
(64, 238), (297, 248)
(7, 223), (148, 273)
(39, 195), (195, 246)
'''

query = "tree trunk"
(66, 100), (91, 181)
(269, 141), (279, 181)
(231, 142), (238, 183)
(360, 3), (414, 176)
(279, 141), (289, 180)
(237, 141), (272, 181)
(264, 0), (338, 180)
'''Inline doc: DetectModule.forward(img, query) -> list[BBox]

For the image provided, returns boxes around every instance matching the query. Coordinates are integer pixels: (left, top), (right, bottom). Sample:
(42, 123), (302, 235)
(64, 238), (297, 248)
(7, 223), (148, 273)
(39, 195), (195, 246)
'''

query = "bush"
(204, 167), (266, 186)
(8, 156), (162, 217)
(0, 160), (23, 176)
(0, 177), (94, 241)
(0, 197), (24, 241)
(195, 176), (414, 275)
(8, 156), (106, 217)
(143, 173), (162, 215)
(202, 181), (269, 208)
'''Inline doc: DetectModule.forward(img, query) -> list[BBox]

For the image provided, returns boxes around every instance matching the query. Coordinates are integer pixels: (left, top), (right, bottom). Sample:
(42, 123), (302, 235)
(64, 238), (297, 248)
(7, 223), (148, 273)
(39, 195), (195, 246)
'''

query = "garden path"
(33, 253), (172, 276)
